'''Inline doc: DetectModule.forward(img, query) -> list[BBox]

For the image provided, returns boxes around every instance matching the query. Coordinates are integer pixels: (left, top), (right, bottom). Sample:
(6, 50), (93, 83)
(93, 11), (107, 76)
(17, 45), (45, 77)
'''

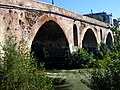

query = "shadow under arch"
(82, 28), (97, 51)
(100, 29), (102, 42)
(106, 32), (113, 46)
(31, 20), (70, 69)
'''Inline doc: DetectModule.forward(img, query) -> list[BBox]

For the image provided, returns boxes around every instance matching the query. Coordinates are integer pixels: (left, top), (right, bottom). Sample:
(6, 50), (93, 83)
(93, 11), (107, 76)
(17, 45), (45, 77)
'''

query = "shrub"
(0, 35), (53, 90)
(0, 62), (3, 88)
(69, 48), (95, 68)
(85, 53), (120, 90)
(81, 27), (120, 90)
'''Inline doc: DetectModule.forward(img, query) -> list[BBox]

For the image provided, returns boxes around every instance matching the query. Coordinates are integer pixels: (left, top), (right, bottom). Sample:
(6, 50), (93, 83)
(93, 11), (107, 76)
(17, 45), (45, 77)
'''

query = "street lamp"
(52, 0), (54, 5)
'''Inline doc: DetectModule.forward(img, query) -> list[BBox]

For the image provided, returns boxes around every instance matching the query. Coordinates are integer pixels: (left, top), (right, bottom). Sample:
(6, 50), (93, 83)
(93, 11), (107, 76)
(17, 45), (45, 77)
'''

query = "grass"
(46, 69), (91, 90)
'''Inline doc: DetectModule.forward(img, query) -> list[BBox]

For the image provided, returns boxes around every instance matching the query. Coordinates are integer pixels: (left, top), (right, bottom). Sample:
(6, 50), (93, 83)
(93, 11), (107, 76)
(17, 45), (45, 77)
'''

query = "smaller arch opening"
(73, 24), (78, 46)
(106, 32), (113, 46)
(100, 29), (102, 42)
(82, 29), (97, 51)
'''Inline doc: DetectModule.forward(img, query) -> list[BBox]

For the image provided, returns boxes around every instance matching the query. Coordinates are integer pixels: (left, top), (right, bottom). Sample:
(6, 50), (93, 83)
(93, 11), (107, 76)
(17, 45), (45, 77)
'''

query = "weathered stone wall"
(0, 0), (108, 28)
(0, 1), (113, 53)
(0, 0), (35, 5)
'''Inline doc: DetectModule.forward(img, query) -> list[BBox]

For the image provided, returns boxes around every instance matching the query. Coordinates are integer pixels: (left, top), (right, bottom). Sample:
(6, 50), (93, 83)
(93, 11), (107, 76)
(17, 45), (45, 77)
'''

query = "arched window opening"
(100, 29), (102, 42)
(73, 24), (78, 46)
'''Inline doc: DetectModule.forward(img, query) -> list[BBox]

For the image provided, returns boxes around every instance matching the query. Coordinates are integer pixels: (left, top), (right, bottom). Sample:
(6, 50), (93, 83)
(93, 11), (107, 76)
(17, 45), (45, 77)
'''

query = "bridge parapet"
(0, 0), (108, 28)
(28, 1), (108, 28)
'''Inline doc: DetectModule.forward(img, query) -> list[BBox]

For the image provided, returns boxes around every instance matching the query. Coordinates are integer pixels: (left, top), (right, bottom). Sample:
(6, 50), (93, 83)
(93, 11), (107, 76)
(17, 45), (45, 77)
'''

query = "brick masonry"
(0, 0), (114, 53)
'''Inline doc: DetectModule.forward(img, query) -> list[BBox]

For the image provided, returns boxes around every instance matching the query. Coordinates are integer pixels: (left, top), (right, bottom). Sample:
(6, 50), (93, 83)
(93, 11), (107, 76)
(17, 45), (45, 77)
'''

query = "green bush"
(0, 62), (3, 88)
(81, 27), (120, 90)
(86, 53), (120, 90)
(0, 36), (53, 90)
(69, 48), (95, 68)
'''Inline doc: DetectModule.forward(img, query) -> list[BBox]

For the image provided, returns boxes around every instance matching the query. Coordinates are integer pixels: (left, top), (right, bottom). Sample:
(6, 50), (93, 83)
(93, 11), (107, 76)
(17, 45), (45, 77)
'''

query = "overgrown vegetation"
(91, 15), (104, 22)
(88, 54), (120, 90)
(1, 27), (120, 90)
(69, 48), (95, 68)
(81, 27), (120, 90)
(0, 35), (53, 90)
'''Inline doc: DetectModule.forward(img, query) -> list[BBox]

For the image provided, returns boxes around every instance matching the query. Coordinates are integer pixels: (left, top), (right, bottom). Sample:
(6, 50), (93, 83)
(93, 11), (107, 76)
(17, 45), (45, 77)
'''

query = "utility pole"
(52, 0), (54, 5)
(91, 9), (93, 15)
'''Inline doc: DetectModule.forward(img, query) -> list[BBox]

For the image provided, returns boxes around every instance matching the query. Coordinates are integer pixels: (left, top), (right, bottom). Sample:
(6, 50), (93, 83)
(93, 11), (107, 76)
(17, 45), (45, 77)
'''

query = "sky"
(37, 0), (120, 19)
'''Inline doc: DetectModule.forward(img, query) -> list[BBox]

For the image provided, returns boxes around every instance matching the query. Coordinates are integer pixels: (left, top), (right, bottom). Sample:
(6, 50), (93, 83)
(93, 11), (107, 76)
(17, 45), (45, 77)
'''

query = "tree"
(69, 48), (94, 68)
(98, 15), (104, 22)
(81, 27), (120, 90)
(0, 35), (53, 90)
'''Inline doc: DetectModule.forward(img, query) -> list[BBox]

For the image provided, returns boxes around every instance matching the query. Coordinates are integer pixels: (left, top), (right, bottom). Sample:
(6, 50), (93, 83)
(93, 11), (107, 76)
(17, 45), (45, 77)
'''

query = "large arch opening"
(31, 20), (70, 69)
(73, 24), (78, 46)
(82, 29), (97, 51)
(106, 32), (113, 46)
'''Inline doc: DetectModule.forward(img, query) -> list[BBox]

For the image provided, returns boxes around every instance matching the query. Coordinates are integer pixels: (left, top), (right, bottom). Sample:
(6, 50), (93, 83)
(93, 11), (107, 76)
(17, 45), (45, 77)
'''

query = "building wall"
(84, 12), (118, 27)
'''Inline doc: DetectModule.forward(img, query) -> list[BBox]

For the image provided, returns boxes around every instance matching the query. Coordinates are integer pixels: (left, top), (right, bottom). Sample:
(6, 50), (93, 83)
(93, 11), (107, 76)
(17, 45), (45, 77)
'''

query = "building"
(113, 19), (119, 27)
(84, 12), (119, 27)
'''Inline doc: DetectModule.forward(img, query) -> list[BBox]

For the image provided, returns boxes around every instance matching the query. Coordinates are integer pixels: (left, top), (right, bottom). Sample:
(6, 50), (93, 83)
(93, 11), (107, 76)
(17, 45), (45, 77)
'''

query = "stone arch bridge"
(0, 0), (114, 67)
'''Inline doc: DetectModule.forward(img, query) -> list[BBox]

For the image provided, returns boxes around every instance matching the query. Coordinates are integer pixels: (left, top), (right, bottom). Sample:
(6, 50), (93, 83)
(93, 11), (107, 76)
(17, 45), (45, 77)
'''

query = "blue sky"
(38, 0), (120, 19)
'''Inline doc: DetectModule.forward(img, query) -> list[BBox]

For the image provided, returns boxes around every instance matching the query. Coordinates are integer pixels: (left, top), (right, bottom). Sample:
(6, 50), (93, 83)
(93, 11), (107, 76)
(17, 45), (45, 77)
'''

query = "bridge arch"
(81, 26), (99, 49)
(81, 26), (98, 50)
(29, 14), (70, 48)
(104, 30), (113, 45)
(105, 32), (113, 45)
(29, 14), (70, 68)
